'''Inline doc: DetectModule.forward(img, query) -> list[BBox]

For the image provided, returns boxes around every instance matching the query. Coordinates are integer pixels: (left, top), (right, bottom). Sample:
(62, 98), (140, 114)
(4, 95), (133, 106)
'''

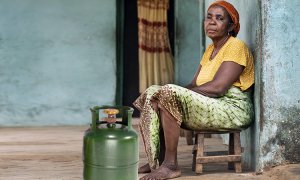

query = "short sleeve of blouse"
(222, 40), (250, 67)
(221, 39), (254, 91)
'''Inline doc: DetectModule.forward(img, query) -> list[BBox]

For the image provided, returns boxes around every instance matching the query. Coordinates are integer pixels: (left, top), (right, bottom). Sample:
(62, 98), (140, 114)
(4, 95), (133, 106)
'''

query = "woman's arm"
(191, 61), (244, 98)
(185, 64), (202, 90)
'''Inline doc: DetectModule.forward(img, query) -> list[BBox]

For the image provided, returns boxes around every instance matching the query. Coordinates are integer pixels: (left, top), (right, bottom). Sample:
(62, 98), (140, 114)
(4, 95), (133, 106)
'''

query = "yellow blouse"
(196, 37), (254, 91)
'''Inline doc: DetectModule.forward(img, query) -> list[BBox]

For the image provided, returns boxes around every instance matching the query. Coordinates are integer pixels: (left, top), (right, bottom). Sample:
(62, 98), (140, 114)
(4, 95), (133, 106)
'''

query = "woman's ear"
(228, 23), (234, 34)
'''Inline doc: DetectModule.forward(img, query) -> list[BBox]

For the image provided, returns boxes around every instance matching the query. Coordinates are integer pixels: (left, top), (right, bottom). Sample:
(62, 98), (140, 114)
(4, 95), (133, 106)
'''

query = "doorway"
(121, 0), (174, 117)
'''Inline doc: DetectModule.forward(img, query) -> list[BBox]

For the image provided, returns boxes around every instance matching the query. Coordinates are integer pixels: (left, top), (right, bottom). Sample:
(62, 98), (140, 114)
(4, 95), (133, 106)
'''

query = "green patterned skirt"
(133, 84), (254, 171)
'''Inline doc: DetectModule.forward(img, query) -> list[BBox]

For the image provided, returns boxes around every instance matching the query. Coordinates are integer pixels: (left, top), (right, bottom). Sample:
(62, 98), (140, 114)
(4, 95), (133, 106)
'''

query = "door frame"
(116, 0), (124, 105)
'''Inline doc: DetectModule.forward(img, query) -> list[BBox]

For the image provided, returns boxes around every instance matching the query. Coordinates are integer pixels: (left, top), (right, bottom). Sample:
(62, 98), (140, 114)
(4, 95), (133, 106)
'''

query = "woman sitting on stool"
(133, 1), (254, 179)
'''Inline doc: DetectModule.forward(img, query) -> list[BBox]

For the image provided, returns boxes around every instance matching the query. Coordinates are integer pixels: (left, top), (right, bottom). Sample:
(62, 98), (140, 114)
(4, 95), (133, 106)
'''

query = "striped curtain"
(137, 0), (174, 93)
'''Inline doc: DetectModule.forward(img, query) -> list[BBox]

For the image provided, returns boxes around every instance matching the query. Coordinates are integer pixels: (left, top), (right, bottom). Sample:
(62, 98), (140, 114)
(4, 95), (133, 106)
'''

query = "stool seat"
(192, 130), (243, 174)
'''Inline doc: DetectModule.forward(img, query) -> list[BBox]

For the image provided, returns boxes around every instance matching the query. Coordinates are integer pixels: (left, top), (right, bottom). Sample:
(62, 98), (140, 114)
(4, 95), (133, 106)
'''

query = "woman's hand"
(185, 64), (202, 90)
(185, 83), (196, 90)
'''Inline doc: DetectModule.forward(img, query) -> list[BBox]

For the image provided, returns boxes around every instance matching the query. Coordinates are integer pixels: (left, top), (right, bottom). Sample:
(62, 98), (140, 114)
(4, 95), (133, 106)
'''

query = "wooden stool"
(192, 130), (244, 174)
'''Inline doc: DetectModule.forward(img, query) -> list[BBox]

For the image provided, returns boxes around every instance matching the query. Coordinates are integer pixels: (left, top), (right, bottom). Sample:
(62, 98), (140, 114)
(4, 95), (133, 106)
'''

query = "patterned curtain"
(137, 0), (174, 93)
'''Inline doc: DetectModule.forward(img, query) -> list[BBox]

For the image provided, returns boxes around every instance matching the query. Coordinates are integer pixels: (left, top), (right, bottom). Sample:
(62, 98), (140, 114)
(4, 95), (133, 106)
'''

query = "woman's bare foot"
(139, 153), (165, 174)
(139, 161), (181, 180)
(138, 163), (151, 173)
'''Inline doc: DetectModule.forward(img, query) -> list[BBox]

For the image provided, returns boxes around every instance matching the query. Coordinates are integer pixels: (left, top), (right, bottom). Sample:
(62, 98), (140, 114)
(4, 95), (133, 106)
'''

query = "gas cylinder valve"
(102, 109), (119, 124)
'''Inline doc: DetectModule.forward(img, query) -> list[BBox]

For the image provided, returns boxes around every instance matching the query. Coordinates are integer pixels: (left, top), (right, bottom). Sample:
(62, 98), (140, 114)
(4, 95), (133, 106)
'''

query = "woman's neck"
(209, 35), (231, 60)
(212, 35), (231, 50)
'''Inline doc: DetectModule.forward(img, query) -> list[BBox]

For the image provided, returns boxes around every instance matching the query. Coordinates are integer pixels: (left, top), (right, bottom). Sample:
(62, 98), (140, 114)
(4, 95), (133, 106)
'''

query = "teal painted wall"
(259, 0), (300, 170)
(0, 0), (116, 126)
(205, 0), (261, 171)
(174, 0), (205, 86)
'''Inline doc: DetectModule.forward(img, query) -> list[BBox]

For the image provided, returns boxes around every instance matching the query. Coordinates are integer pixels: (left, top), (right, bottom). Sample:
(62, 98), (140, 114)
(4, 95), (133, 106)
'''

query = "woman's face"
(205, 5), (232, 40)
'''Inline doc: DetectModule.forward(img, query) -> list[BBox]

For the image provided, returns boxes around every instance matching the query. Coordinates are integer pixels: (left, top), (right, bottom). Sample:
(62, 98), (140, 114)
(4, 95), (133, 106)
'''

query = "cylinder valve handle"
(102, 109), (119, 124)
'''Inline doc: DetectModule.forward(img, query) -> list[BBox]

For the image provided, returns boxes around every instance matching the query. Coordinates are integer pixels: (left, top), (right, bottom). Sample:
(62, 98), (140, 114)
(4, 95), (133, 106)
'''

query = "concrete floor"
(0, 119), (299, 180)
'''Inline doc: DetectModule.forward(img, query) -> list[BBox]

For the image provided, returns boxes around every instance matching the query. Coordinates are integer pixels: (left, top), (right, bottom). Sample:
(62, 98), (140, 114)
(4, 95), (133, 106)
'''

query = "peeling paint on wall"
(263, 107), (300, 162)
(259, 0), (300, 170)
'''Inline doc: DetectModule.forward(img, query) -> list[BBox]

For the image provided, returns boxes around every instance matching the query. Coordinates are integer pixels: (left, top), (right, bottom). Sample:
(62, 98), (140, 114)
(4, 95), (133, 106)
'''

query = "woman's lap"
(135, 84), (253, 130)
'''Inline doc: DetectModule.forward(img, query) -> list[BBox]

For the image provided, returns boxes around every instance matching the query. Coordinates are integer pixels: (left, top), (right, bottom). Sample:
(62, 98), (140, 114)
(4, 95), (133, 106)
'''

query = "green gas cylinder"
(83, 105), (138, 180)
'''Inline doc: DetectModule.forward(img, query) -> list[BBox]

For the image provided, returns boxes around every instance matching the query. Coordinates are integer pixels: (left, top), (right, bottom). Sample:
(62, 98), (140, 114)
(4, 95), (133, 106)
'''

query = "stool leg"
(204, 134), (211, 138)
(185, 130), (194, 145)
(192, 133), (198, 171)
(234, 132), (242, 173)
(228, 133), (234, 170)
(195, 134), (204, 174)
(180, 129), (185, 137)
(192, 152), (196, 171)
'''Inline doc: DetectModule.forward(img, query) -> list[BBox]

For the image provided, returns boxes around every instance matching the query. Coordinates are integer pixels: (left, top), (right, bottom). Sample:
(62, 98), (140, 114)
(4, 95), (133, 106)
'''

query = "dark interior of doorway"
(122, 0), (174, 117)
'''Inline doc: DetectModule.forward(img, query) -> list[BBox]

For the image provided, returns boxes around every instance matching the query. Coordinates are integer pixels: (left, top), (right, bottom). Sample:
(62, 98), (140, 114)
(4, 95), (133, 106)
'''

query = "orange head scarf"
(208, 1), (240, 37)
